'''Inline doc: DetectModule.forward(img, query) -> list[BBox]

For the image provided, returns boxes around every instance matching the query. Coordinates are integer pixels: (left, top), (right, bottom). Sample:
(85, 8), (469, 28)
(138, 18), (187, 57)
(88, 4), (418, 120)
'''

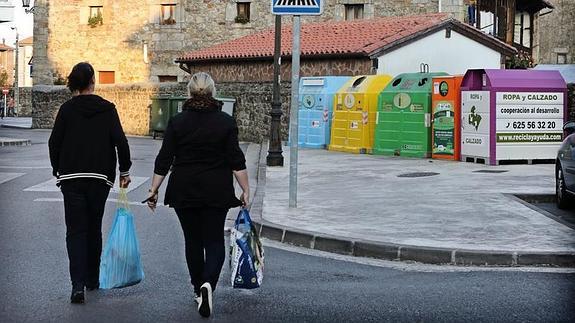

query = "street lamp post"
(266, 15), (284, 166)
(11, 27), (19, 117)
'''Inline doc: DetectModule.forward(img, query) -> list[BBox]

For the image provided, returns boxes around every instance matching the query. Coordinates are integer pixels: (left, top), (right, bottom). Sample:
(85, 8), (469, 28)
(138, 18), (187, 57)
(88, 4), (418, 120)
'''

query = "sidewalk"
(0, 117), (32, 129)
(0, 118), (32, 146)
(249, 144), (575, 267)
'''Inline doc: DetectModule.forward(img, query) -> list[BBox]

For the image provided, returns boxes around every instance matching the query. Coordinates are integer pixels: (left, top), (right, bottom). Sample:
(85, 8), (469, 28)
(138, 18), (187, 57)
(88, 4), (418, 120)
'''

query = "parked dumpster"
(328, 75), (393, 154)
(296, 76), (350, 148)
(460, 69), (567, 165)
(431, 75), (463, 160)
(373, 71), (449, 157)
(150, 97), (171, 139)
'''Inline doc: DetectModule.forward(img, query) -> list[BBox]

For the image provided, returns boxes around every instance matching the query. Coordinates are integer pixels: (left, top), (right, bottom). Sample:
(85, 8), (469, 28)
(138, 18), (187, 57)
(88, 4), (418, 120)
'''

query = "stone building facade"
(188, 58), (373, 83)
(534, 0), (575, 64)
(32, 0), (459, 86)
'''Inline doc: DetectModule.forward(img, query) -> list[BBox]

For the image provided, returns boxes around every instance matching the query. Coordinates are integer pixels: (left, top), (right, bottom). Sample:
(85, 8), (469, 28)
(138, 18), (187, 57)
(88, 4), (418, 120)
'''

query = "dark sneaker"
(70, 290), (85, 304)
(198, 283), (212, 318)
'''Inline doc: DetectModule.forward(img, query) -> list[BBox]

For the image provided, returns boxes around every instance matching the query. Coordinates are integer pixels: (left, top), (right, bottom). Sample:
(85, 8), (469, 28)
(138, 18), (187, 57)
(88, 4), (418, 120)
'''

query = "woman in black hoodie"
(48, 62), (132, 304)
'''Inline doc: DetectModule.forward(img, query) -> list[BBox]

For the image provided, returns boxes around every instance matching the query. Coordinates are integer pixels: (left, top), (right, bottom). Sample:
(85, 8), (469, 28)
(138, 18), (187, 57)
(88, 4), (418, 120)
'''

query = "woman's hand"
(146, 190), (159, 212)
(119, 175), (131, 188)
(240, 190), (249, 208)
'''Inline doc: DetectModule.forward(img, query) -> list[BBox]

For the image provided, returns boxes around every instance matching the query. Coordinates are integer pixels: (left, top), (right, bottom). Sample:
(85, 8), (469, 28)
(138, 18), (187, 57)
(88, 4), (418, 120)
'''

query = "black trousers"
(175, 207), (228, 295)
(61, 179), (110, 289)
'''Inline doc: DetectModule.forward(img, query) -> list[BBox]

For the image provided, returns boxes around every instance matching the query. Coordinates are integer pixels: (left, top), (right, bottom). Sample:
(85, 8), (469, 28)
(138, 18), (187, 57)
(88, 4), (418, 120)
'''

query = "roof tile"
(177, 13), (515, 62)
(178, 13), (451, 61)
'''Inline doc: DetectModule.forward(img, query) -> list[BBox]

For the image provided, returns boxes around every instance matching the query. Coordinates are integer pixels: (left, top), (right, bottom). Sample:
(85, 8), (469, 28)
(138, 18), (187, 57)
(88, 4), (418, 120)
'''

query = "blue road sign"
(272, 0), (323, 15)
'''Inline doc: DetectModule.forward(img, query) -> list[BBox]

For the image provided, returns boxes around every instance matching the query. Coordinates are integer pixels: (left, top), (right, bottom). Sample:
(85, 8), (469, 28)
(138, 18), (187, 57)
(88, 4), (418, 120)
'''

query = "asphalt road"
(1, 129), (574, 322)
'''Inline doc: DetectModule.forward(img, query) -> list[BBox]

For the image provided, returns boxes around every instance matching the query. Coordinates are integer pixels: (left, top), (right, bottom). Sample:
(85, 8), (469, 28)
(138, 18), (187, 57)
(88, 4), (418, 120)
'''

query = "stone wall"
(34, 0), (441, 86)
(534, 0), (575, 64)
(219, 82), (292, 142)
(18, 87), (33, 117)
(32, 83), (186, 136)
(31, 82), (292, 142)
(187, 58), (373, 83)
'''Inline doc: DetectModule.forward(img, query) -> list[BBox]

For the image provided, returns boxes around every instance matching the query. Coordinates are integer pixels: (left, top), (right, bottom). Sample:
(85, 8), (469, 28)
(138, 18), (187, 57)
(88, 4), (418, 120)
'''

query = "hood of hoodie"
(70, 94), (115, 118)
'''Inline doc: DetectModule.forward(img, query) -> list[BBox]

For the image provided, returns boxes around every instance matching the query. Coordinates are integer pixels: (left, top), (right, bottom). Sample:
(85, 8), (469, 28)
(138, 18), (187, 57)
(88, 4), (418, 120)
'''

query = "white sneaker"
(193, 293), (201, 305)
(198, 282), (212, 318)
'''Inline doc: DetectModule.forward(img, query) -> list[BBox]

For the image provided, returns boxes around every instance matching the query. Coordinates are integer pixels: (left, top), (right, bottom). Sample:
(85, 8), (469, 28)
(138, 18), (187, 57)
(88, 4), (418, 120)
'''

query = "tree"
(0, 69), (8, 88)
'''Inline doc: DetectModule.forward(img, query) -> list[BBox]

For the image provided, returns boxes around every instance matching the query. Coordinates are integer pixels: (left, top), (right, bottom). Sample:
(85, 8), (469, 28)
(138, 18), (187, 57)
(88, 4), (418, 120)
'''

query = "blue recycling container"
(296, 76), (350, 148)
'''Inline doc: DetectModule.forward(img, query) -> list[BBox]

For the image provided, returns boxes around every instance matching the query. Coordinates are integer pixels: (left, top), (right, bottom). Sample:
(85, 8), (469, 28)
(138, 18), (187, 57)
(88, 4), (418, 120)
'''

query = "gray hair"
(187, 72), (216, 97)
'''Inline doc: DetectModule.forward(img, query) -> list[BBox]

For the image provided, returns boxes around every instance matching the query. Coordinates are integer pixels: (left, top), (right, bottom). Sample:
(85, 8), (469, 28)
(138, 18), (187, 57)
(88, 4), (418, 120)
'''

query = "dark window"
(557, 53), (567, 64)
(344, 4), (363, 21)
(158, 75), (178, 83)
(160, 4), (176, 25)
(236, 3), (250, 23)
(89, 6), (103, 25)
(99, 71), (115, 84)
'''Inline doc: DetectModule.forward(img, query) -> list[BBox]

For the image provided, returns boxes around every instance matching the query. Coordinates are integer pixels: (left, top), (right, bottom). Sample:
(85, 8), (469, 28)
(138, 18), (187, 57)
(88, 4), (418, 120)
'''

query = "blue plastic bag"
(230, 209), (264, 289)
(99, 190), (144, 289)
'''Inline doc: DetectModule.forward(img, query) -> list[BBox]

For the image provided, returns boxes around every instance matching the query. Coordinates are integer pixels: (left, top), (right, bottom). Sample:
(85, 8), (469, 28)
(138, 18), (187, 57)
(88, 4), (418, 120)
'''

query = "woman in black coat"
(48, 62), (132, 304)
(144, 72), (249, 318)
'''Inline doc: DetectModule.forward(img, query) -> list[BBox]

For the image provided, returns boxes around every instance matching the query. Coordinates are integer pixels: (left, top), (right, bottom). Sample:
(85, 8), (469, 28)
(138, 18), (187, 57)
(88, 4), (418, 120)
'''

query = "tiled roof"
(19, 36), (33, 46)
(177, 13), (515, 63)
(0, 43), (14, 51)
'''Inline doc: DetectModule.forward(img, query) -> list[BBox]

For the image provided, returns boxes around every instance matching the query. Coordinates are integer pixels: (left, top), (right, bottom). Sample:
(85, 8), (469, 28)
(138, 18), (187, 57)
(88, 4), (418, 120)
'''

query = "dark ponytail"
(67, 62), (95, 92)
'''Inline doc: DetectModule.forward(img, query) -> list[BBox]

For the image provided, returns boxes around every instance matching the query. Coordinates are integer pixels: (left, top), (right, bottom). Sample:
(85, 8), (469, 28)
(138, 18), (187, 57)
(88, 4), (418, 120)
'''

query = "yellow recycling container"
(329, 75), (393, 154)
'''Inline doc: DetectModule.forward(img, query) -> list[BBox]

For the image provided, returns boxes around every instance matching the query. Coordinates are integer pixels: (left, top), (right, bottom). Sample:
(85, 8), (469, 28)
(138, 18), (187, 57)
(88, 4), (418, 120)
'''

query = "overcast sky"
(0, 1), (34, 46)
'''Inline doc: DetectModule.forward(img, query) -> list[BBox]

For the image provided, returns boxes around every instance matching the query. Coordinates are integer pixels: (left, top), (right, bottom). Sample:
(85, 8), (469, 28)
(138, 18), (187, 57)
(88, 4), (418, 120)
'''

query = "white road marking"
(34, 197), (166, 207)
(0, 172), (25, 184)
(24, 176), (149, 193)
(0, 166), (51, 169)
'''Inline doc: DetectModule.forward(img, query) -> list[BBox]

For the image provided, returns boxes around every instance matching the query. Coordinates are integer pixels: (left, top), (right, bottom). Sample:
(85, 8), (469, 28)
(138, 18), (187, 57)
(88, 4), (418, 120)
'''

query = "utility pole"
(11, 27), (19, 116)
(267, 15), (284, 167)
(288, 15), (300, 208)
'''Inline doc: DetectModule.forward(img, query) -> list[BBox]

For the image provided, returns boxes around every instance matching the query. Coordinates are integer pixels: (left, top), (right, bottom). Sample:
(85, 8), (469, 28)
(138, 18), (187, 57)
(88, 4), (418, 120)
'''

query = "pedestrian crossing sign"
(272, 0), (323, 15)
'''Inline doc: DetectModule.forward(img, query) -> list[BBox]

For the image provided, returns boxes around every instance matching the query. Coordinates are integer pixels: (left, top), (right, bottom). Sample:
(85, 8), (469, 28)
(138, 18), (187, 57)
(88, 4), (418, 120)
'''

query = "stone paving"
(262, 147), (575, 253)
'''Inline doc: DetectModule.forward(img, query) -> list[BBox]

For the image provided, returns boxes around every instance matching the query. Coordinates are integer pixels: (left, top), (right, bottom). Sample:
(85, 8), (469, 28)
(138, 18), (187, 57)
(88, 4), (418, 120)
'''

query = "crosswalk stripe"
(34, 197), (166, 207)
(24, 176), (149, 193)
(0, 172), (25, 185)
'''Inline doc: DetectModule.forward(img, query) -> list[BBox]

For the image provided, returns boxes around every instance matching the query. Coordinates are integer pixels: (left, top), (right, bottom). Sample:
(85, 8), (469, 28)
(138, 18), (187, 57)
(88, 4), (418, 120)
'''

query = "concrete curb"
(0, 138), (31, 147)
(1, 124), (32, 129)
(249, 143), (575, 268)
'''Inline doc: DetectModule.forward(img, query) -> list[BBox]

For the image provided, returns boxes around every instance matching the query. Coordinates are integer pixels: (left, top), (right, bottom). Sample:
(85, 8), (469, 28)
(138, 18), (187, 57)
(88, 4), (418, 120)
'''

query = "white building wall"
(0, 0), (14, 23)
(377, 29), (502, 76)
(18, 44), (32, 87)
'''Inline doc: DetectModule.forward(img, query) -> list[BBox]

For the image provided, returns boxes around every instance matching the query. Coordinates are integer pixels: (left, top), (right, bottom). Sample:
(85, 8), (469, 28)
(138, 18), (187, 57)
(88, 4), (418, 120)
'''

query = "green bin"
(373, 72), (448, 157)
(150, 97), (171, 139)
(169, 96), (188, 117)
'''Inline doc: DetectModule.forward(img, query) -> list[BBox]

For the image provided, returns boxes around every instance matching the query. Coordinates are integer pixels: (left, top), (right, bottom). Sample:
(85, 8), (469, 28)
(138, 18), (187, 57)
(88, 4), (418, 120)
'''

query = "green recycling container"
(169, 96), (188, 117)
(150, 97), (171, 139)
(373, 72), (449, 157)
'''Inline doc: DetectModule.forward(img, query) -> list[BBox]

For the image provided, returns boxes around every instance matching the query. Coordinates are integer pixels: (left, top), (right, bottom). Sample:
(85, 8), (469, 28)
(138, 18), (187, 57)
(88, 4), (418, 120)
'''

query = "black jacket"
(48, 94), (132, 187)
(154, 95), (246, 209)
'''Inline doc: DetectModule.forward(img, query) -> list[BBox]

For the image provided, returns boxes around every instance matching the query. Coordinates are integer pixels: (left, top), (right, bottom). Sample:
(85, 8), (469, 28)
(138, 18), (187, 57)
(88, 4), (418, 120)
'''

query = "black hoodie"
(48, 94), (131, 187)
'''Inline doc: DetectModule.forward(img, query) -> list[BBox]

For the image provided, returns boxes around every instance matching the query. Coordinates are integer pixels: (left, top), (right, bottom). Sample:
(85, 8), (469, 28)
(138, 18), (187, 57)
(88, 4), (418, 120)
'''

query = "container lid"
(462, 69), (567, 90)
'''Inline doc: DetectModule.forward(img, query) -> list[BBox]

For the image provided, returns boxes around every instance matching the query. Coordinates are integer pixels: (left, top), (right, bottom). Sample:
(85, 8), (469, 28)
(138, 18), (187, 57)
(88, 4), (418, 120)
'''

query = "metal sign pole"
(288, 15), (301, 208)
